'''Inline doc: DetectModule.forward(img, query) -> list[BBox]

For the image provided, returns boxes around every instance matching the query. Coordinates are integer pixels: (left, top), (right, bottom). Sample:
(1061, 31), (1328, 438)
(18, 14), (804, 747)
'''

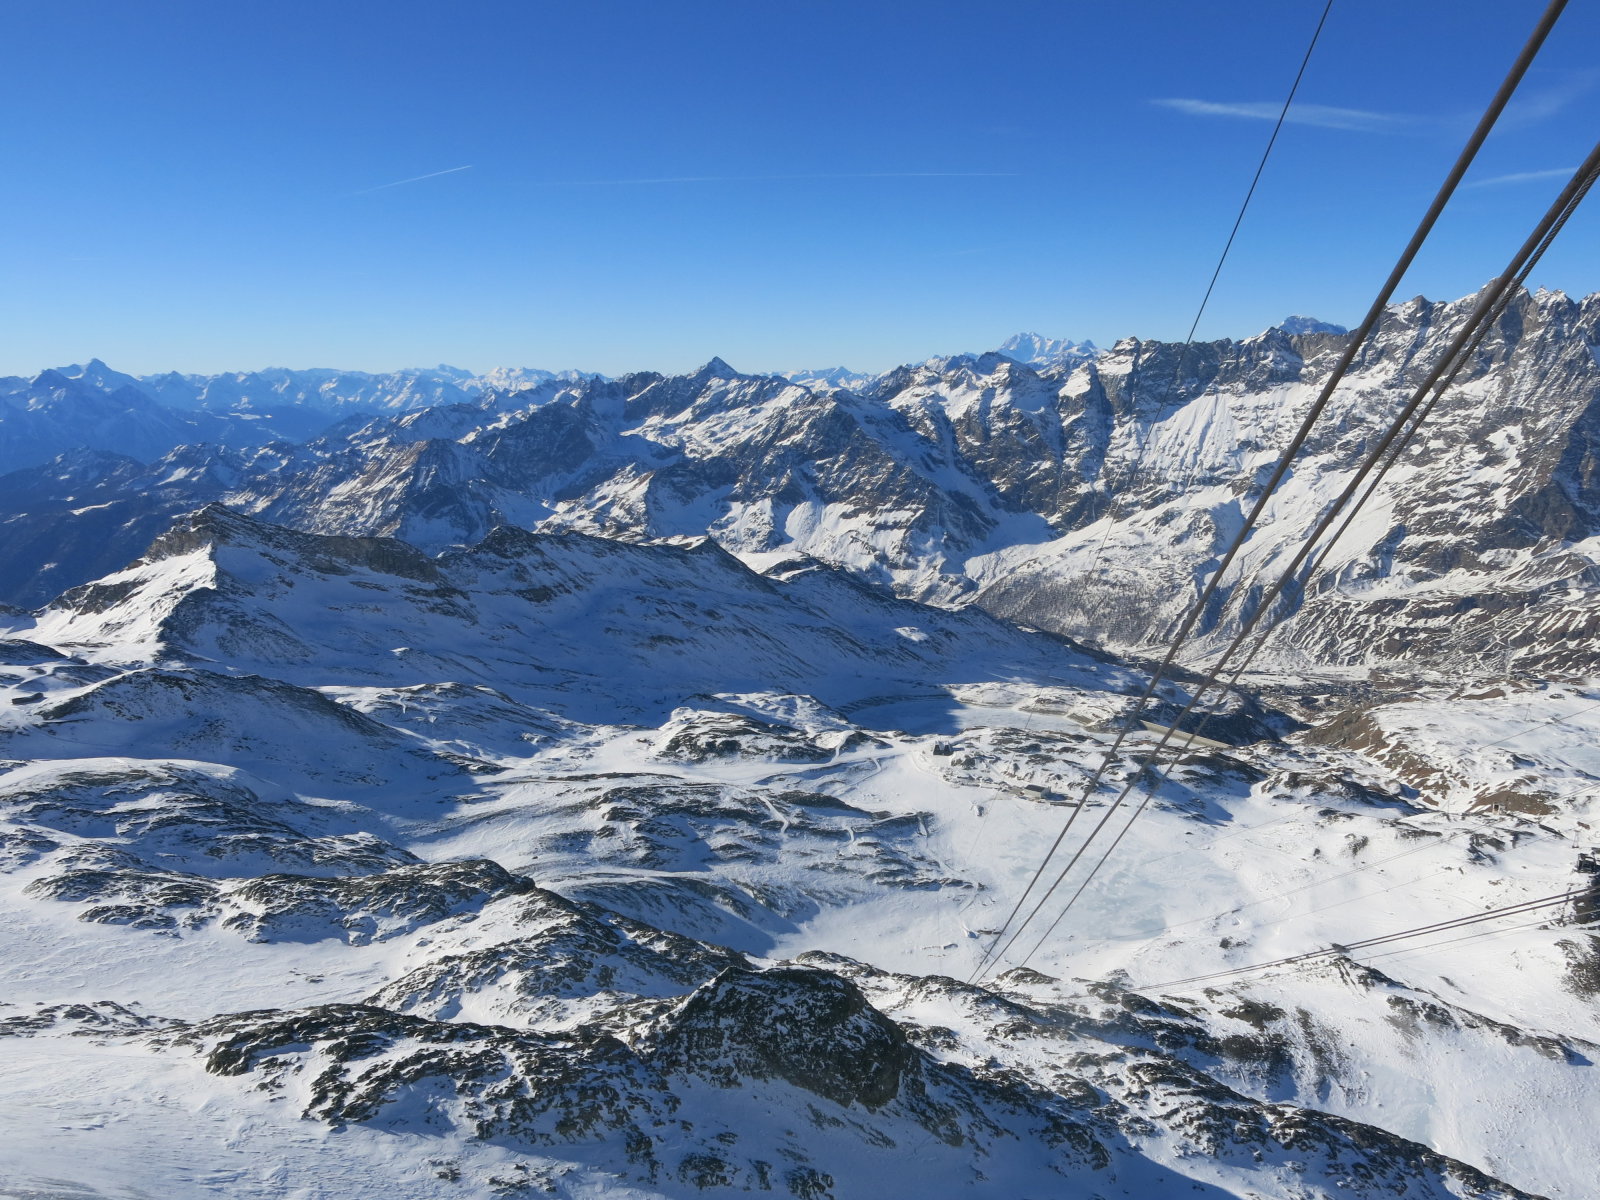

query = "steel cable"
(1141, 886), (1587, 991)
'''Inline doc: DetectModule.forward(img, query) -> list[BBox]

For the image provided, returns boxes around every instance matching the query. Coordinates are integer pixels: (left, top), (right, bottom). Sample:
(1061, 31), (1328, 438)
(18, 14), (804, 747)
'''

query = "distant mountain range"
(0, 319), (1312, 475)
(4, 294), (1595, 681)
(43, 358), (600, 414)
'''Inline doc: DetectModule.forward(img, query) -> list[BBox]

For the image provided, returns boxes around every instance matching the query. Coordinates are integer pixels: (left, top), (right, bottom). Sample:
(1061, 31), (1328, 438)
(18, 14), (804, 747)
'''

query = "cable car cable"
(967, 19), (1582, 979)
(997, 143), (1600, 979)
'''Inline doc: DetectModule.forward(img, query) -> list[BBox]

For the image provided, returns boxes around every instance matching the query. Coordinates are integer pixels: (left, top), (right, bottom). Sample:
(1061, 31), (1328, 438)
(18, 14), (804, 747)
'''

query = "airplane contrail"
(348, 165), (474, 196)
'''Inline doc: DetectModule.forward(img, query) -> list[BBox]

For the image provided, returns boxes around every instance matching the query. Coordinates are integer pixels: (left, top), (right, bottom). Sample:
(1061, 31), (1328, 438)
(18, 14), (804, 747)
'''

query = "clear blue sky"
(2, 0), (1596, 376)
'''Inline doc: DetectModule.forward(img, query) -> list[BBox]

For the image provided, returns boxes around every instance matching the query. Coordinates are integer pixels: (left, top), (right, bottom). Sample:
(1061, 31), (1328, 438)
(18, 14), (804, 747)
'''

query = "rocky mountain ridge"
(3, 287), (1597, 680)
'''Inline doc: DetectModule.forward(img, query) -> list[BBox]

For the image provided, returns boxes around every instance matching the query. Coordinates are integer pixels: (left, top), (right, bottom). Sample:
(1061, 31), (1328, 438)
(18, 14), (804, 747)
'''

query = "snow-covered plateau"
(3, 289), (1600, 1198)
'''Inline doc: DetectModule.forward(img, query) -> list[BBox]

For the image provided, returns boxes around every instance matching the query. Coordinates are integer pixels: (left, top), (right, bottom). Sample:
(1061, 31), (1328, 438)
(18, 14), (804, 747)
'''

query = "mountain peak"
(777, 365), (878, 391)
(56, 359), (148, 394)
(995, 332), (1099, 366)
(135, 504), (439, 588)
(138, 503), (280, 562)
(1276, 315), (1348, 336)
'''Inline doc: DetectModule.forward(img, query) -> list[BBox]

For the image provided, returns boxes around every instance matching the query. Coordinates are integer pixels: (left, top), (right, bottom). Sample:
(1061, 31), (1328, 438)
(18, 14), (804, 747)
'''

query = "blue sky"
(2, 0), (1596, 376)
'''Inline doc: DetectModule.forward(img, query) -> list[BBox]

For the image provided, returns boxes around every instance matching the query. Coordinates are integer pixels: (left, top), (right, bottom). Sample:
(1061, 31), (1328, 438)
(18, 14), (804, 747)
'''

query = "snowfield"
(1, 508), (1596, 1199)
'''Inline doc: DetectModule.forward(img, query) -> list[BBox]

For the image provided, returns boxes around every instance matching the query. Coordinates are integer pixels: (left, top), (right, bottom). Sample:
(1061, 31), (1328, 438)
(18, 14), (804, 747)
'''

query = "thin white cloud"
(1467, 167), (1577, 188)
(348, 165), (473, 196)
(532, 171), (1018, 186)
(1502, 70), (1600, 128)
(1153, 98), (1405, 133)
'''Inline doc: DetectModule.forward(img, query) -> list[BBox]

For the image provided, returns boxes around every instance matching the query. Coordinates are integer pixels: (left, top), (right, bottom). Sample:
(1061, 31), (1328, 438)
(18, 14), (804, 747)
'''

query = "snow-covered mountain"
(971, 286), (1600, 675)
(993, 330), (1100, 367)
(53, 359), (603, 415)
(777, 365), (884, 390)
(137, 362), (605, 415)
(0, 361), (604, 478)
(9, 282), (1600, 1199)
(23, 504), (1167, 726)
(4, 286), (1597, 681)
(0, 367), (323, 475)
(1275, 315), (1349, 337)
(2, 505), (1596, 1198)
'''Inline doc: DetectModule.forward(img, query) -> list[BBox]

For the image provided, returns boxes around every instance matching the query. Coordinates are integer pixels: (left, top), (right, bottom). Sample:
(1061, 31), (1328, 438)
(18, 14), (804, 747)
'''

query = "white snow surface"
(1, 512), (1597, 1199)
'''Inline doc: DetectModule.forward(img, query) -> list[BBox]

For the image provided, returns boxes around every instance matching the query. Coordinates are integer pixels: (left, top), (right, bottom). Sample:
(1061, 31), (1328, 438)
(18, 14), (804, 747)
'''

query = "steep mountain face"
(4, 287), (1596, 677)
(974, 287), (1600, 675)
(0, 444), (284, 609)
(3, 511), (1596, 1199)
